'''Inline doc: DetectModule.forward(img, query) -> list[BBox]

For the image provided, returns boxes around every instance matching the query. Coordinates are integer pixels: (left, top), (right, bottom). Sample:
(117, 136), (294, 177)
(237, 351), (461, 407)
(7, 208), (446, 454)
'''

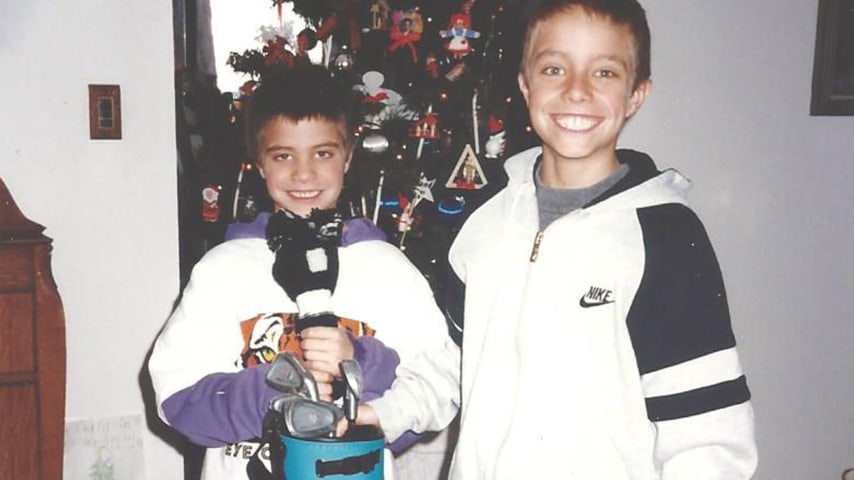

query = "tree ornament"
(398, 174), (436, 246)
(354, 71), (402, 106)
(371, 169), (386, 224)
(439, 12), (481, 59)
(388, 9), (423, 64)
(332, 45), (356, 72)
(445, 61), (467, 82)
(353, 71), (415, 128)
(438, 195), (466, 218)
(202, 184), (222, 222)
(410, 110), (440, 140)
(367, 0), (391, 31)
(446, 144), (488, 190)
(485, 113), (507, 159)
(233, 163), (254, 219)
(361, 131), (390, 154)
(425, 52), (440, 78)
(263, 36), (295, 68)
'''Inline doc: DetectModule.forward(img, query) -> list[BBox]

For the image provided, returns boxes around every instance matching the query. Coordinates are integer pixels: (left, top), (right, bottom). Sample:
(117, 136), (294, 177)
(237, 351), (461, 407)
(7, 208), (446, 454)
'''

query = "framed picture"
(88, 84), (122, 139)
(810, 0), (854, 115)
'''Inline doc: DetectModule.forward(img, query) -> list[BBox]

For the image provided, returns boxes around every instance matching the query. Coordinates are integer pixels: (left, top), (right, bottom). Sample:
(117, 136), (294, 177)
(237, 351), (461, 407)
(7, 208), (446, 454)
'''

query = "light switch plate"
(88, 84), (122, 140)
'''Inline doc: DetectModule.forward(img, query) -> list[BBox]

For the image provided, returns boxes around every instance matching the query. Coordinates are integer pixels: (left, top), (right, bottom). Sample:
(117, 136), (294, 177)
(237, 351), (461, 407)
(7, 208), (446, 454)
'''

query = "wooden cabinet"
(0, 177), (66, 479)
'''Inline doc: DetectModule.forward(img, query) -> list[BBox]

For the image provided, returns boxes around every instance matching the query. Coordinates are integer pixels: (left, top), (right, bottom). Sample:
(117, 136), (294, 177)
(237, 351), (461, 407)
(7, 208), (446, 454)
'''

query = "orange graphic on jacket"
(238, 313), (376, 368)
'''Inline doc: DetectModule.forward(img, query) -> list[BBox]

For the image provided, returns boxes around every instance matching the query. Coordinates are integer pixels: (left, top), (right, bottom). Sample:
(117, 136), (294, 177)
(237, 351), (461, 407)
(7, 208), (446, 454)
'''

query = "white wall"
(0, 1), (183, 479)
(624, 2), (854, 478)
(0, 1), (852, 479)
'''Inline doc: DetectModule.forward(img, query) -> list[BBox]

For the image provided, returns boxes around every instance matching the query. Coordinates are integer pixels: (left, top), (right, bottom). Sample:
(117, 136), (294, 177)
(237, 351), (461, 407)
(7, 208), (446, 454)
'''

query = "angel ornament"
(439, 13), (481, 59)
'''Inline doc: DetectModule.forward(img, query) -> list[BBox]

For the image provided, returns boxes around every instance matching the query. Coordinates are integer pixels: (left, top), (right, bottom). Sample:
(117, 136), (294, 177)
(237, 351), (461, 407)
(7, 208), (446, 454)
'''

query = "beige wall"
(0, 1), (182, 478)
(1, 1), (852, 478)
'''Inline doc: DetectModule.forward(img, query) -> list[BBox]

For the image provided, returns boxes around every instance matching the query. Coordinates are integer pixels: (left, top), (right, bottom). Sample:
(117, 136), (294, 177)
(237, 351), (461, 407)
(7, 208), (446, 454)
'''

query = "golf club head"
(340, 359), (364, 421)
(269, 392), (300, 413)
(275, 395), (344, 439)
(266, 351), (305, 393)
(266, 351), (319, 401)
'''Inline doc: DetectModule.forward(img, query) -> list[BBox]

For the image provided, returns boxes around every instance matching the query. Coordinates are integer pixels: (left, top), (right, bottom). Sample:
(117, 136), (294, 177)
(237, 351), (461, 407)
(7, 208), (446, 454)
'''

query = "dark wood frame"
(810, 0), (854, 115)
(88, 84), (123, 139)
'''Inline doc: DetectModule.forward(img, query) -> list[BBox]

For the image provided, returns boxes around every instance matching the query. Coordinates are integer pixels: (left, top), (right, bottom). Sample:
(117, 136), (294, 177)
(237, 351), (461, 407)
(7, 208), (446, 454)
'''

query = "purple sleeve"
(352, 335), (398, 402)
(341, 218), (387, 246)
(162, 333), (421, 449)
(160, 364), (280, 447)
(352, 335), (425, 453)
(224, 212), (271, 241)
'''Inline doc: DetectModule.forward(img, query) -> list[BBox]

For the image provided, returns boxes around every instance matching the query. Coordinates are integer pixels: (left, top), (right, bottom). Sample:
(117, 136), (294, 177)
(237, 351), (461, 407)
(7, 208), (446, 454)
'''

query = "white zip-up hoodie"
(372, 148), (757, 480)
(442, 146), (757, 479)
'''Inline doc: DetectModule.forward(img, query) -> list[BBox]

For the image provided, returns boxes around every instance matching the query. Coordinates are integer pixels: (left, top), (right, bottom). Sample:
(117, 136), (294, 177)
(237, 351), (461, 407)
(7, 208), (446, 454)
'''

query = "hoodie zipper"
(529, 231), (543, 262)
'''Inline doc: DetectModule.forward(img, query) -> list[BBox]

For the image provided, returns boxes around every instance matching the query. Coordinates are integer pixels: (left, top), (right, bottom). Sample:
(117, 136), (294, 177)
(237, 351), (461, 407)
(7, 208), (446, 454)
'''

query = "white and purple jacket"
(149, 215), (450, 479)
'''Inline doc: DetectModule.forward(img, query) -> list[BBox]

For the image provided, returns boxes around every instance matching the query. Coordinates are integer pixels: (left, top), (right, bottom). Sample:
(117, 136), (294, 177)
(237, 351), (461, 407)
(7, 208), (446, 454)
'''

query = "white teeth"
(290, 190), (321, 199)
(555, 115), (598, 131)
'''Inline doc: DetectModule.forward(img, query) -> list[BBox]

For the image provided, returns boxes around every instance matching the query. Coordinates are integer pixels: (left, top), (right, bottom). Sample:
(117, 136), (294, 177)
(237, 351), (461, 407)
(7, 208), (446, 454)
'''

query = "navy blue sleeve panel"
(646, 375), (751, 421)
(627, 203), (736, 375)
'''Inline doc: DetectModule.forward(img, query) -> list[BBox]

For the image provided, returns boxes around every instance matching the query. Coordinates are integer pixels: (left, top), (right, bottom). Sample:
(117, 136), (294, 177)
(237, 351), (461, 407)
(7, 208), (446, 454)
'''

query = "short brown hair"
(244, 65), (358, 162)
(520, 0), (651, 89)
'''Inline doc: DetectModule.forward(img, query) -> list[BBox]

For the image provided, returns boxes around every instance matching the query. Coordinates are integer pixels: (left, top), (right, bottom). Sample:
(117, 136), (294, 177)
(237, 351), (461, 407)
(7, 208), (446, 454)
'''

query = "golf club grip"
(296, 313), (339, 333)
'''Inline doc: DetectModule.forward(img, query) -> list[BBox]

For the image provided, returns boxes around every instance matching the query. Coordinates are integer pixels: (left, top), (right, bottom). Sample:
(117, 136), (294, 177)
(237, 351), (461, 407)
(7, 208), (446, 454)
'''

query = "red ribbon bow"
(364, 92), (390, 104)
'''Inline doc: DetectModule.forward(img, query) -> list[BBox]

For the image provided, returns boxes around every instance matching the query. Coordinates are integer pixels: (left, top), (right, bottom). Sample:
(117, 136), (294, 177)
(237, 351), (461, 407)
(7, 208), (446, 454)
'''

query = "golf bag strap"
(246, 410), (286, 480)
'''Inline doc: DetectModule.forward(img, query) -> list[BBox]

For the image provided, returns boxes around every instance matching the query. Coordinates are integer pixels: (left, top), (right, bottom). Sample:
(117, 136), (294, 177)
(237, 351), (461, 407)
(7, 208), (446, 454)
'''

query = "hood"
(503, 146), (692, 212)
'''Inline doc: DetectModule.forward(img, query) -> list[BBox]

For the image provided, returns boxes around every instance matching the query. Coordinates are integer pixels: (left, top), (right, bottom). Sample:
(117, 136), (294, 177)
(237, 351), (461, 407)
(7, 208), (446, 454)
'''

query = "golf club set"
(263, 351), (385, 480)
(266, 351), (364, 439)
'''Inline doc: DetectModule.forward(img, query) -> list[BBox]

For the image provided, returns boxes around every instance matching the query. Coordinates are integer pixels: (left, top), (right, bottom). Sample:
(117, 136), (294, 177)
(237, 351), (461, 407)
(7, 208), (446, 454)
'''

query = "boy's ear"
(626, 79), (652, 119)
(517, 71), (531, 105)
(256, 163), (265, 179)
(344, 147), (354, 174)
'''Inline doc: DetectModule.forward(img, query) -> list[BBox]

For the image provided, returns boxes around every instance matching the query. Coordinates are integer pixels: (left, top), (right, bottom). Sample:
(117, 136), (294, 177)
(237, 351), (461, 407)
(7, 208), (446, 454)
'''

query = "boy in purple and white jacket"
(148, 65), (457, 480)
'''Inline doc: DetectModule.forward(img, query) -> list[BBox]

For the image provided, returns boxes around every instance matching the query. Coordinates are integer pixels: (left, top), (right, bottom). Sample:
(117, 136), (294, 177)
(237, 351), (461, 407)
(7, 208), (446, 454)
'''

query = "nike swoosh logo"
(579, 297), (615, 308)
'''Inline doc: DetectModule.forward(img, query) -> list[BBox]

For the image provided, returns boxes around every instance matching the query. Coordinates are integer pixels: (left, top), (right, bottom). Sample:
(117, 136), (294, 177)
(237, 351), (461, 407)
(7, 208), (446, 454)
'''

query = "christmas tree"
(217, 0), (537, 295)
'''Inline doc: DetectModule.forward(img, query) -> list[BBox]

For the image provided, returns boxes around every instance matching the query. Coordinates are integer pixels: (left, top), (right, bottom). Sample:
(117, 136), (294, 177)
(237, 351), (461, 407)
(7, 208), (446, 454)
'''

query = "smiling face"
(518, 6), (650, 188)
(256, 116), (352, 217)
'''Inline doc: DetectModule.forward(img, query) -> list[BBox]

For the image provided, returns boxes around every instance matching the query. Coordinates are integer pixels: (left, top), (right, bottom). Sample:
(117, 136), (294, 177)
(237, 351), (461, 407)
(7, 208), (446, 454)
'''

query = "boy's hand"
(335, 404), (381, 437)
(300, 325), (354, 400)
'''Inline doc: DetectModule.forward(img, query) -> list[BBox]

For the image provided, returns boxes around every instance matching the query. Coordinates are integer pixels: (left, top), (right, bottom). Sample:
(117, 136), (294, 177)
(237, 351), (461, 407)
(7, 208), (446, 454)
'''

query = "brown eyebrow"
(529, 51), (632, 74)
(263, 141), (343, 153)
(530, 49), (566, 63)
(311, 142), (344, 149)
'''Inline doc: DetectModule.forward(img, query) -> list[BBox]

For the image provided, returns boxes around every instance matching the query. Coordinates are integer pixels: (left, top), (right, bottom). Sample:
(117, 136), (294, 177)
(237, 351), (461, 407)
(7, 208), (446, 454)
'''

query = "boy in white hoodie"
(360, 1), (758, 478)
